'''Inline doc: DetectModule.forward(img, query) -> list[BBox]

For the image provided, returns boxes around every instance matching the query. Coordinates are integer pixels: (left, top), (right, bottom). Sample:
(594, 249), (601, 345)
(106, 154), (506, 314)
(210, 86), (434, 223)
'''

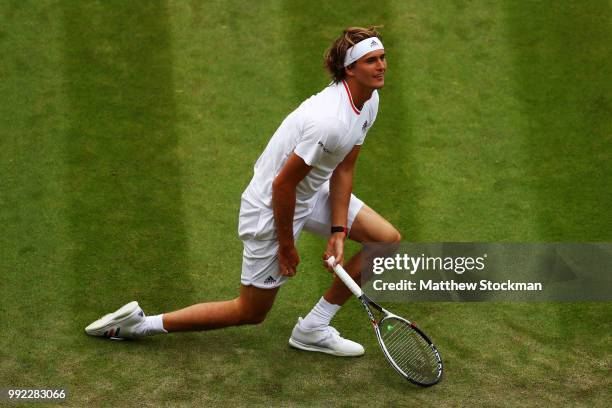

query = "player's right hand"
(278, 245), (300, 277)
(323, 233), (345, 272)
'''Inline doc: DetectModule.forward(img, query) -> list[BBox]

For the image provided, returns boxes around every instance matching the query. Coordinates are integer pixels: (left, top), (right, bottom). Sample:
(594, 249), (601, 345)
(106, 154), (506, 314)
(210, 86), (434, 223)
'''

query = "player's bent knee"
(234, 284), (278, 325)
(237, 302), (272, 324)
(235, 305), (269, 325)
(240, 313), (267, 325)
(379, 228), (401, 243)
(235, 298), (273, 325)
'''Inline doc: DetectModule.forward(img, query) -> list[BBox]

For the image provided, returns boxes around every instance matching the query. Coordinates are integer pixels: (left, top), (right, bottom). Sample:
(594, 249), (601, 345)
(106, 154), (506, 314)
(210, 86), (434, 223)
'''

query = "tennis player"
(86, 26), (400, 357)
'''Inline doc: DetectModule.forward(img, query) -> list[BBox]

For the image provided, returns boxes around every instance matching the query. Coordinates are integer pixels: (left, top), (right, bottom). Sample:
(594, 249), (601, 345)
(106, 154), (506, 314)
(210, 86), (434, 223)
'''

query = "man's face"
(346, 49), (387, 89)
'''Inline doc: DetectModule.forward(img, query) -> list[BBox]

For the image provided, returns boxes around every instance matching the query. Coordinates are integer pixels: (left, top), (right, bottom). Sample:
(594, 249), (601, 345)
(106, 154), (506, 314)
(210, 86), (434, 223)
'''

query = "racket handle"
(326, 256), (363, 298)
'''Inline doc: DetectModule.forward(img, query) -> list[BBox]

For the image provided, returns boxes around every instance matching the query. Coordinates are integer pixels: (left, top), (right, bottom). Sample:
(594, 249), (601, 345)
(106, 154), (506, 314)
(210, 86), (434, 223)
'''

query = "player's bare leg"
(323, 205), (401, 306)
(162, 285), (279, 332)
(85, 285), (279, 338)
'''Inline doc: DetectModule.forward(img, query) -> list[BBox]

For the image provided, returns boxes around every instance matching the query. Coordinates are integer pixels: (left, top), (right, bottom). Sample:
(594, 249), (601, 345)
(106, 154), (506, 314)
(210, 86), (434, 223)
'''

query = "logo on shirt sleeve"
(362, 120), (369, 133)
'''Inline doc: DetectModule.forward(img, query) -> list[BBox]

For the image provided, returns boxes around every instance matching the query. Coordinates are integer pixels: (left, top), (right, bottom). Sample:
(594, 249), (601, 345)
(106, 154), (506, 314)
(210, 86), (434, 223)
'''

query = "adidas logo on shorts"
(317, 140), (331, 154)
(264, 275), (277, 285)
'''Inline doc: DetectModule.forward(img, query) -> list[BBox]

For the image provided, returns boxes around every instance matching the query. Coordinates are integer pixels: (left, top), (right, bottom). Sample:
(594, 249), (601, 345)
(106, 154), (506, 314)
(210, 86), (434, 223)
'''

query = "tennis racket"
(326, 256), (443, 386)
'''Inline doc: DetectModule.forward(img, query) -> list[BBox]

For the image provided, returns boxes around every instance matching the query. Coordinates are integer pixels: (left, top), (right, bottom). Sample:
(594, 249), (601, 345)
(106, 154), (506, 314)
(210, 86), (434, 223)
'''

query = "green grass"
(1, 0), (610, 406)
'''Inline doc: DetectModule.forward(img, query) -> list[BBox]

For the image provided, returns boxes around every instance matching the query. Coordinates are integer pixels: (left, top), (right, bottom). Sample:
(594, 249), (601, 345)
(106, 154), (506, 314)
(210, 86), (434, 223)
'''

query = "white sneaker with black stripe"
(288, 317), (365, 357)
(85, 301), (145, 339)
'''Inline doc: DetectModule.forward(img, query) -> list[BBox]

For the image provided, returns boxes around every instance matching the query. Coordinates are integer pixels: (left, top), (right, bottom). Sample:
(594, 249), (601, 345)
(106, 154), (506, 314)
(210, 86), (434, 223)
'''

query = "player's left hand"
(323, 232), (345, 272)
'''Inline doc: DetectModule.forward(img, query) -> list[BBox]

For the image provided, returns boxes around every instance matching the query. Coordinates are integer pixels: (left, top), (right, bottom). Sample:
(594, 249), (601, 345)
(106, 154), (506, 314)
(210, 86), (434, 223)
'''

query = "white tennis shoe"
(288, 317), (365, 357)
(85, 301), (145, 339)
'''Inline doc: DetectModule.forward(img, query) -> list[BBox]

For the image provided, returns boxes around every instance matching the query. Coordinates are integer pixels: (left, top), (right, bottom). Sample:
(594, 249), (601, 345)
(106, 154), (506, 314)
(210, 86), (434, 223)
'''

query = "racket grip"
(326, 256), (363, 298)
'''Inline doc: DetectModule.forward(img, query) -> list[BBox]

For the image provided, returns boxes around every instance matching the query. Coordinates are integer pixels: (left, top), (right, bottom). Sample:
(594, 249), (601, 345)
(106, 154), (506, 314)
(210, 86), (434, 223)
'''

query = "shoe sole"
(288, 337), (364, 357)
(85, 301), (141, 337)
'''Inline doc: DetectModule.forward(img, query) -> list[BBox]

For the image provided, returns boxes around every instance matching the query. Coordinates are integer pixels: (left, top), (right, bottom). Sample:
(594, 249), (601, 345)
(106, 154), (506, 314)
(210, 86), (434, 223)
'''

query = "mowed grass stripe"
(167, 0), (295, 300)
(61, 2), (196, 404)
(505, 1), (611, 241)
(505, 2), (611, 405)
(0, 1), (74, 388)
(62, 2), (192, 308)
(389, 0), (540, 242)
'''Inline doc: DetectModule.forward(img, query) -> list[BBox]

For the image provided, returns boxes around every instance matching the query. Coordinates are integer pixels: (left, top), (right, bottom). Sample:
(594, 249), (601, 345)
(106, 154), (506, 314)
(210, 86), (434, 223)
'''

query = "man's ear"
(344, 63), (356, 78)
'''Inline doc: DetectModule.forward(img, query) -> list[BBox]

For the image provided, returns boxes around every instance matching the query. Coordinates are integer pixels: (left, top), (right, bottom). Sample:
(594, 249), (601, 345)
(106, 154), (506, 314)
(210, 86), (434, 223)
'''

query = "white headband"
(343, 37), (384, 67)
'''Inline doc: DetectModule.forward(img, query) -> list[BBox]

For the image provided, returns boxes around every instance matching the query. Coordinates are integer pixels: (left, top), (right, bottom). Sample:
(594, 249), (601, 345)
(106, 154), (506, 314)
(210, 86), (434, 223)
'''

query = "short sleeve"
(294, 117), (344, 166)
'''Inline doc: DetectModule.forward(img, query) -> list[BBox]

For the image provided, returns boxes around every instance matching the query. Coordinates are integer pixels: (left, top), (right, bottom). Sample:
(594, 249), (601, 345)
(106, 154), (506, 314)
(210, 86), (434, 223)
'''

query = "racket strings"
(385, 331), (430, 378)
(380, 319), (440, 384)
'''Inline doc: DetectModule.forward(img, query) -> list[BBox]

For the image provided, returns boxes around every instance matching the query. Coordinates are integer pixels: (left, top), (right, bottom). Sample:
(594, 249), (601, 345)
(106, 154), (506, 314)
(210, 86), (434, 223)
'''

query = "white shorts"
(238, 182), (365, 288)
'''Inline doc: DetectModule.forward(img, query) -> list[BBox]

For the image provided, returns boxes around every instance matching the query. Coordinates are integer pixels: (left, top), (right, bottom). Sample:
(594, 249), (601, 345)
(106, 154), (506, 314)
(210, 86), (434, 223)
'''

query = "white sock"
(135, 314), (168, 337)
(300, 297), (341, 330)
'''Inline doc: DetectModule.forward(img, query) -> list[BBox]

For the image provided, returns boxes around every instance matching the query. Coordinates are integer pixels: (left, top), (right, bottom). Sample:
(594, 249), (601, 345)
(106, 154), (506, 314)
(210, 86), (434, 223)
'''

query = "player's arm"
(272, 153), (312, 276)
(325, 145), (361, 268)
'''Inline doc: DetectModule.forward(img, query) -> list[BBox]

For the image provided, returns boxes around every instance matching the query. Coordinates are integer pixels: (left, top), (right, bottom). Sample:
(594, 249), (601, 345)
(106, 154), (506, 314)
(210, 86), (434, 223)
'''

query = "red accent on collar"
(342, 80), (361, 115)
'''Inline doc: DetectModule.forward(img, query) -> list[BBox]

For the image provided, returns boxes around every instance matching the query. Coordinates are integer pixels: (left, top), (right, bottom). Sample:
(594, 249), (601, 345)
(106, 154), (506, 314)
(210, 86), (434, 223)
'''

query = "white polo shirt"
(242, 80), (379, 221)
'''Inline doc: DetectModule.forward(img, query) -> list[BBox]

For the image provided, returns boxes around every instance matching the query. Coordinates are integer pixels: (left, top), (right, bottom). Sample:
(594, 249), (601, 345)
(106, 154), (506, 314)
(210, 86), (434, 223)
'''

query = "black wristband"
(331, 225), (347, 235)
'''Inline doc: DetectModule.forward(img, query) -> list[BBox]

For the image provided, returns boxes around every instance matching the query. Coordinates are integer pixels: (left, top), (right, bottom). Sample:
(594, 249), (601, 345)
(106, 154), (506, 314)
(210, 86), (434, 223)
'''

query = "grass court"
(1, 1), (610, 406)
